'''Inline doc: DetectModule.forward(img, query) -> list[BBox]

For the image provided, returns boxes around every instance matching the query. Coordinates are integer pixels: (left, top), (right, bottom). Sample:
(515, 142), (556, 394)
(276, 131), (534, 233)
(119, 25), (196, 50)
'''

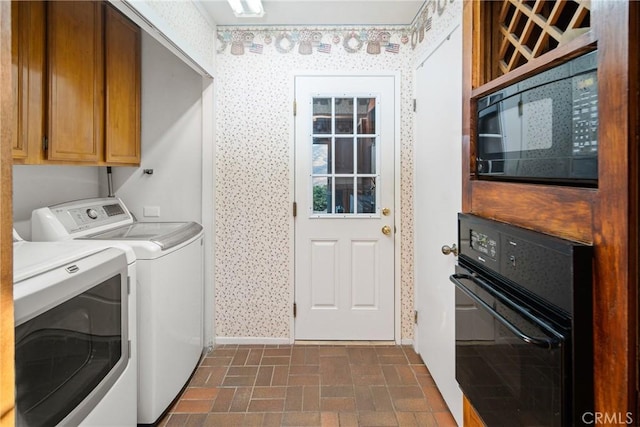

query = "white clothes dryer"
(13, 230), (137, 426)
(31, 198), (204, 425)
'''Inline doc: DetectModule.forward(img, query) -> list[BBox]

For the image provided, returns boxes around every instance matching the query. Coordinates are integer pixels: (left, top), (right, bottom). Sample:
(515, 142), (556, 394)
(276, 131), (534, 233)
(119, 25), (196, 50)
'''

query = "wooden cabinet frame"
(462, 0), (639, 424)
(0, 1), (13, 423)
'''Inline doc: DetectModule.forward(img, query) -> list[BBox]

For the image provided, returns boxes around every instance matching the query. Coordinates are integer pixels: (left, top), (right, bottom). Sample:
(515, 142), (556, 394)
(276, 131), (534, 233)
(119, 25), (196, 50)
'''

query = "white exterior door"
(294, 75), (396, 341)
(414, 26), (463, 425)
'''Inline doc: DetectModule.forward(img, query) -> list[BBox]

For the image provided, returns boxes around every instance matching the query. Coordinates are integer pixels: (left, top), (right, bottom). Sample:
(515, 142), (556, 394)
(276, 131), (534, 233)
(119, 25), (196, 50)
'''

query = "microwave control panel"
(572, 71), (598, 156)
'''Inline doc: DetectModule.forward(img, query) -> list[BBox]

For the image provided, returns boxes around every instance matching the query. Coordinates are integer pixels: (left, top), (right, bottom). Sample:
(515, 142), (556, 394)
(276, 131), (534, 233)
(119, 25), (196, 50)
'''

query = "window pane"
(335, 98), (354, 134)
(357, 177), (376, 213)
(313, 138), (331, 174)
(313, 98), (332, 134)
(335, 177), (354, 214)
(308, 95), (379, 217)
(357, 137), (376, 174)
(357, 98), (376, 134)
(335, 138), (354, 174)
(313, 177), (331, 214)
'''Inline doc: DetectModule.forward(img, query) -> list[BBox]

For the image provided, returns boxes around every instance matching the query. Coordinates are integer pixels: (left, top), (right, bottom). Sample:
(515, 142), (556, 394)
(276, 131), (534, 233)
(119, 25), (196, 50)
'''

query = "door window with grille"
(310, 96), (379, 216)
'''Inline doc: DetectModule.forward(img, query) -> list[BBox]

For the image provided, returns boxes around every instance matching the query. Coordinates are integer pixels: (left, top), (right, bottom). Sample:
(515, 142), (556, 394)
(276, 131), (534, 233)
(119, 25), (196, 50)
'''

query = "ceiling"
(196, 0), (425, 26)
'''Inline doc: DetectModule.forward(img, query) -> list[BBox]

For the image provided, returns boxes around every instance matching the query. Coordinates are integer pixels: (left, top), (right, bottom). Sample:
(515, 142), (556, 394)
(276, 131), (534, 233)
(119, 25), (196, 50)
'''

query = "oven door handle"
(450, 273), (563, 350)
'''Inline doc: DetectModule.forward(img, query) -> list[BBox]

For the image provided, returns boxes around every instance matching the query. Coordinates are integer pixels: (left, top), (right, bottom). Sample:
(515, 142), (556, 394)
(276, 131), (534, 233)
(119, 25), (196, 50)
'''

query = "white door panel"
(295, 75), (395, 340)
(414, 26), (463, 425)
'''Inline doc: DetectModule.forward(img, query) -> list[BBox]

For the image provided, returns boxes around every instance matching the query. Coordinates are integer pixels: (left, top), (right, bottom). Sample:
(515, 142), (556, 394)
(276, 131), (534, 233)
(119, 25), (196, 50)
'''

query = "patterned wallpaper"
(214, 0), (462, 341)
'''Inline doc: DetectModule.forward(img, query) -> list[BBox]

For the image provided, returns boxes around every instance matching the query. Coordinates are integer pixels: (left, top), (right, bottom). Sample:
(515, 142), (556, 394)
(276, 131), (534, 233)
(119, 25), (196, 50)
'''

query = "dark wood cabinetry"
(12, 1), (140, 166)
(462, 0), (639, 425)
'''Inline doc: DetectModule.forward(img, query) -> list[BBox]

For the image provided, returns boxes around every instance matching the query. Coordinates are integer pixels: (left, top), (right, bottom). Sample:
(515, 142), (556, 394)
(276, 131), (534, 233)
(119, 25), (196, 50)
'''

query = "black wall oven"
(451, 213), (593, 426)
(13, 247), (129, 427)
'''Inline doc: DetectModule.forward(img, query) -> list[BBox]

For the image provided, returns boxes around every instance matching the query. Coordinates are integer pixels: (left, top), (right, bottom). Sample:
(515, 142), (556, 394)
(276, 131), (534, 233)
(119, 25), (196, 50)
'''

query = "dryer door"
(14, 249), (129, 427)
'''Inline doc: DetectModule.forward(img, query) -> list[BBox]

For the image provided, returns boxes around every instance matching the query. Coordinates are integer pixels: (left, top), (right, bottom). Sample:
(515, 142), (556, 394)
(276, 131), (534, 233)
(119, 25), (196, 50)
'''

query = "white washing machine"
(13, 230), (137, 426)
(31, 198), (204, 425)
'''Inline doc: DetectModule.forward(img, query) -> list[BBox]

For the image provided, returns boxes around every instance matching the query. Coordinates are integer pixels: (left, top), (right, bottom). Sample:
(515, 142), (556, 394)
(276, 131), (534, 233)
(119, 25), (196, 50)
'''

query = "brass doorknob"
(382, 225), (392, 236)
(382, 207), (391, 216)
(441, 244), (458, 256)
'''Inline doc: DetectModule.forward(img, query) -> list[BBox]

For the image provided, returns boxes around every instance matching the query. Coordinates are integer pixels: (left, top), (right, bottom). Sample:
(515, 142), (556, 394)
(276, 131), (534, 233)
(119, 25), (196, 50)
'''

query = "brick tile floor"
(158, 344), (457, 427)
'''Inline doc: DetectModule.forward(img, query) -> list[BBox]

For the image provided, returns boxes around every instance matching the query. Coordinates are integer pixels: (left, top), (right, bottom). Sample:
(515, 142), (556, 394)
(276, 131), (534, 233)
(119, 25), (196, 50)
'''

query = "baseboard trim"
(294, 340), (396, 346)
(214, 337), (291, 346)
(213, 337), (415, 346)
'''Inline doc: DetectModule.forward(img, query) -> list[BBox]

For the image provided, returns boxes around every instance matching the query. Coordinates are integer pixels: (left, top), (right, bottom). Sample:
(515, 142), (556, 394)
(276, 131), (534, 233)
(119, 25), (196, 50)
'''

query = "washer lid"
(86, 222), (203, 250)
(13, 241), (106, 283)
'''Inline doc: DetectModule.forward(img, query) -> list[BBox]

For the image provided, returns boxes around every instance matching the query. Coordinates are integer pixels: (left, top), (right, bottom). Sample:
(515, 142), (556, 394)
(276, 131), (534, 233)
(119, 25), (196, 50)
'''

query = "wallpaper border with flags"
(216, 0), (456, 56)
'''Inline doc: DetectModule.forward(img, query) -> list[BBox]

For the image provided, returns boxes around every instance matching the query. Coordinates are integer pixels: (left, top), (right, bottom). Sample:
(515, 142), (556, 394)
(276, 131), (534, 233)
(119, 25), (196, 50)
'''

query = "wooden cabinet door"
(11, 1), (45, 163)
(47, 1), (104, 162)
(105, 6), (140, 165)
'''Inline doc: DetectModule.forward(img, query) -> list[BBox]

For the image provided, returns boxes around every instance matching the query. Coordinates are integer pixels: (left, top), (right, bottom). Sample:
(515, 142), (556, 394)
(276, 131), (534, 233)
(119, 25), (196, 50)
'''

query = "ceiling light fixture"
(226, 0), (265, 18)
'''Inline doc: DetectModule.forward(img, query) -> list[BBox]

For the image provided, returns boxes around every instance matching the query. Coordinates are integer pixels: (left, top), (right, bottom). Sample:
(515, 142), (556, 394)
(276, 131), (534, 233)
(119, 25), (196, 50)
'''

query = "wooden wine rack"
(496, 0), (591, 75)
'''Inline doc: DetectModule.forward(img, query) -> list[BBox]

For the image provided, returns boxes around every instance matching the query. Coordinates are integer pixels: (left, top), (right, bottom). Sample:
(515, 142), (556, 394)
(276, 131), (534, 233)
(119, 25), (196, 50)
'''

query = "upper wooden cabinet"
(104, 6), (141, 164)
(12, 1), (140, 166)
(11, 1), (45, 161)
(48, 1), (104, 163)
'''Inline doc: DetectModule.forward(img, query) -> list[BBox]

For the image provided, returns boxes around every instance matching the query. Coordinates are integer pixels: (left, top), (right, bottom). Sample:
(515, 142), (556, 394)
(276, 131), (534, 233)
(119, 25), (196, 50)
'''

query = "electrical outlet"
(143, 206), (160, 217)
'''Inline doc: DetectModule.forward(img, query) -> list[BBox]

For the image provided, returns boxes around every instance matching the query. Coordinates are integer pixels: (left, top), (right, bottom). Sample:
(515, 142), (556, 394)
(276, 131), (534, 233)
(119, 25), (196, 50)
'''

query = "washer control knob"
(86, 208), (99, 219)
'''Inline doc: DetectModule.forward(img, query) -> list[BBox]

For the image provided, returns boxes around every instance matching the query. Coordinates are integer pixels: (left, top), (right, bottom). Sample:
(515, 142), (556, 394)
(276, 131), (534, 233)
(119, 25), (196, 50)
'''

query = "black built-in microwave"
(476, 50), (598, 186)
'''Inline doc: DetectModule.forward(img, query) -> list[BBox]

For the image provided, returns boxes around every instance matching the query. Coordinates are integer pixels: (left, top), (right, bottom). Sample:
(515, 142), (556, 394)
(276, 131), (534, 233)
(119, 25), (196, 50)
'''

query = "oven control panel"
(462, 223), (500, 272)
(470, 230), (497, 260)
(458, 213), (592, 315)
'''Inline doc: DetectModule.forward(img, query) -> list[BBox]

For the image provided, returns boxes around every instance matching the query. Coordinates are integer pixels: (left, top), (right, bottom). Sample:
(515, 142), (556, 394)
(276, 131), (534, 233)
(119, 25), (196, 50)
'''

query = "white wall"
(108, 0), (216, 77)
(111, 32), (203, 224)
(13, 166), (101, 239)
(111, 31), (215, 347)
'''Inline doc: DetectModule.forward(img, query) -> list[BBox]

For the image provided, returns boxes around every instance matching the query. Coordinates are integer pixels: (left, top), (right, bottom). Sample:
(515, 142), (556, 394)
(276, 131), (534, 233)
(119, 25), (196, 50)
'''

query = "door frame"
(289, 71), (402, 343)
